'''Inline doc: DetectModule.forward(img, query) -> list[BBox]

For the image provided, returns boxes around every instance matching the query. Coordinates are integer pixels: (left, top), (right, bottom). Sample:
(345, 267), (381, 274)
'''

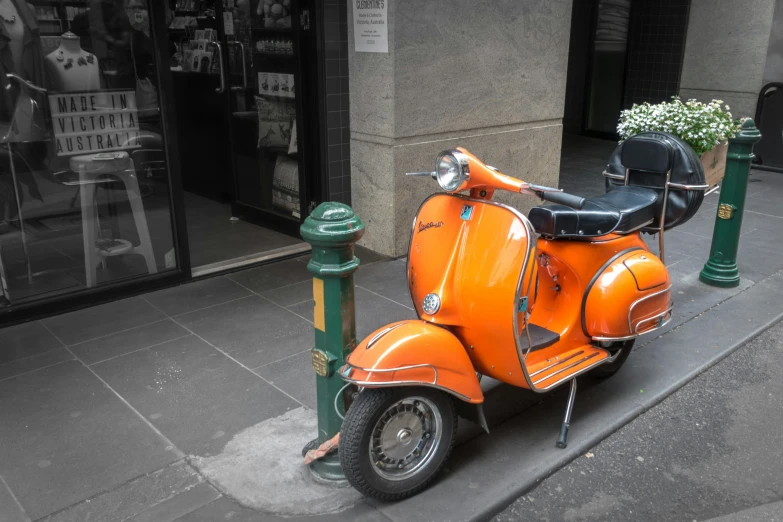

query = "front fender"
(340, 320), (483, 404)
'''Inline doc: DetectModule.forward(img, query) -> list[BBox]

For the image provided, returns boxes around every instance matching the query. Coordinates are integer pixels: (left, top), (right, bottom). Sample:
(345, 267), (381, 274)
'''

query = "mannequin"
(0, 0), (48, 120)
(45, 32), (102, 93)
(0, 0), (24, 73)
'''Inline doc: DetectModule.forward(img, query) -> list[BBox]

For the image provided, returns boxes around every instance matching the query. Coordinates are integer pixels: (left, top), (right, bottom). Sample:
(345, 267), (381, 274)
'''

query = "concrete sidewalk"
(1, 160), (782, 521)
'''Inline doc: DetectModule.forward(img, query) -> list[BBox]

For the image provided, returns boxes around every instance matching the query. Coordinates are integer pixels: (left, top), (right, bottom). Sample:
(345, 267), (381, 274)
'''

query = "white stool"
(70, 152), (158, 288)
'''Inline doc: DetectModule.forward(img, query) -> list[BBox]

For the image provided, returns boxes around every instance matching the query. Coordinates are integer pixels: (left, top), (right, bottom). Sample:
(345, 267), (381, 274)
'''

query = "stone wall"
(762, 0), (783, 84)
(679, 0), (776, 119)
(349, 0), (573, 256)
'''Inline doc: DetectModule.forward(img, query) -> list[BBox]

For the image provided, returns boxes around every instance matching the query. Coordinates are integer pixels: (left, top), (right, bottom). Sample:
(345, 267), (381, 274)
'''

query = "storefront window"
(0, 0), (177, 306)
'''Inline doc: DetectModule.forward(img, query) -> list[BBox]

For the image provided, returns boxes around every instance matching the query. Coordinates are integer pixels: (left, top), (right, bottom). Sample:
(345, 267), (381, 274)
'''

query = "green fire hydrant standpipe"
(700, 118), (762, 288)
(300, 203), (365, 481)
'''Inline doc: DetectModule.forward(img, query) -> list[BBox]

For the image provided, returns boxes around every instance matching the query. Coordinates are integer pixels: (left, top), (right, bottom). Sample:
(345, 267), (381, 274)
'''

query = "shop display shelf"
(250, 25), (293, 34)
(252, 52), (295, 60)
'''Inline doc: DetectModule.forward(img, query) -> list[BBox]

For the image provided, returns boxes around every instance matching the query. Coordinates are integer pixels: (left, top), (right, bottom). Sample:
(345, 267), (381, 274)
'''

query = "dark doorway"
(164, 0), (318, 274)
(562, 0), (692, 140)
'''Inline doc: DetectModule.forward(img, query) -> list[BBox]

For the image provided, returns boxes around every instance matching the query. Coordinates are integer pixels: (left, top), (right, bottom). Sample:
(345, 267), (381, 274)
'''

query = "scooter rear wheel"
(592, 340), (635, 378)
(339, 387), (457, 500)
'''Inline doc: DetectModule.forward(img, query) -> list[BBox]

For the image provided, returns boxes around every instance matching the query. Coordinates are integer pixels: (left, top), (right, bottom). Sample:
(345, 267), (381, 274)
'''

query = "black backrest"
(605, 132), (705, 230)
(620, 136), (674, 174)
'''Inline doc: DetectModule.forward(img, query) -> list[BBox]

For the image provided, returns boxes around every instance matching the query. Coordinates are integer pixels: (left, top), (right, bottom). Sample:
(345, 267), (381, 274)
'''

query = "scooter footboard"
(340, 320), (483, 404)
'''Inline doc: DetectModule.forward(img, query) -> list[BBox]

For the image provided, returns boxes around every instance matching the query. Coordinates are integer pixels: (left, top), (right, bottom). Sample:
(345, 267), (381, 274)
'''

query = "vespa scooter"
(337, 133), (709, 500)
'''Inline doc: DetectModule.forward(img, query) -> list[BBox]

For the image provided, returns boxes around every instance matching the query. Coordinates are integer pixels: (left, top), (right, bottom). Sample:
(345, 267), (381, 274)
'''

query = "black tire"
(339, 387), (457, 501)
(592, 340), (635, 378)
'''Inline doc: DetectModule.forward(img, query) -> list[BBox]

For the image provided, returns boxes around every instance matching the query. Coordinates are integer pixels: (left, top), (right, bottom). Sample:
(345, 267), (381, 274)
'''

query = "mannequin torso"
(0, 0), (24, 73)
(45, 32), (102, 92)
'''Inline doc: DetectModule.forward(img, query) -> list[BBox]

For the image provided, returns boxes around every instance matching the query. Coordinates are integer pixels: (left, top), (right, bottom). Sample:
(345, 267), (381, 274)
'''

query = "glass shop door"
(216, 0), (313, 235)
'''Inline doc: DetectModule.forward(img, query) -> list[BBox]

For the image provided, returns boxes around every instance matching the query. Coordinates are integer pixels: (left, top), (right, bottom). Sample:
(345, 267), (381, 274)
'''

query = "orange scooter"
(338, 133), (709, 500)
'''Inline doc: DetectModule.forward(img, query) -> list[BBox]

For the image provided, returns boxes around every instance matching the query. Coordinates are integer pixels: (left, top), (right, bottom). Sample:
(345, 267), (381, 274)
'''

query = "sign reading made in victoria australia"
(48, 90), (141, 156)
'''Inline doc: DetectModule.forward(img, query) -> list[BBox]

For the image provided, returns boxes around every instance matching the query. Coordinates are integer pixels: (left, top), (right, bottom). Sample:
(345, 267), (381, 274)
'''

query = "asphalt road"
(494, 319), (783, 522)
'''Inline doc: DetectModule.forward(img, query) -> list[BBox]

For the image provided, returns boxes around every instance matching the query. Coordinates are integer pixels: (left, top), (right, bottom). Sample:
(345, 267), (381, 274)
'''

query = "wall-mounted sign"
(353, 0), (388, 53)
(48, 90), (141, 156)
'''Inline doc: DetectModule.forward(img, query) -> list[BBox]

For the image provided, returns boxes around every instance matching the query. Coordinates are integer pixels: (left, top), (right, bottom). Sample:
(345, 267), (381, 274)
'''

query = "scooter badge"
(460, 204), (473, 220)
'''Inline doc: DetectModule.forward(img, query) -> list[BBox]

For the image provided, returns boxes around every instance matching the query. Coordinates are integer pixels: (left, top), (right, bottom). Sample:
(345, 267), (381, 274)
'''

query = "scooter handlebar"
(538, 190), (586, 210)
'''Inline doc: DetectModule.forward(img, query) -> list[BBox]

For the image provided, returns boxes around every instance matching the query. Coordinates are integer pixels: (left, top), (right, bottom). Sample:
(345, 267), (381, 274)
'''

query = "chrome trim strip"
(628, 286), (672, 333)
(705, 185), (720, 196)
(533, 352), (600, 385)
(605, 171), (711, 191)
(635, 308), (672, 335)
(602, 170), (625, 180)
(366, 323), (405, 349)
(341, 376), (473, 403)
(591, 334), (638, 342)
(339, 362), (472, 402)
(342, 362), (439, 385)
(667, 182), (710, 190)
(591, 310), (672, 342)
(528, 350), (585, 378)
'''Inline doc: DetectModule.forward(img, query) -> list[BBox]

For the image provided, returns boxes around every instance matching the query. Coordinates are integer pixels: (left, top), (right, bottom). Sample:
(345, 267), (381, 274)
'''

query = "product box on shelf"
(256, 96), (295, 149)
(258, 72), (269, 94)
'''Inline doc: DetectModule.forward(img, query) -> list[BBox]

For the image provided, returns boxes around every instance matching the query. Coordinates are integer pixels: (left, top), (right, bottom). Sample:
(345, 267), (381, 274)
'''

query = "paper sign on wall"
(48, 90), (141, 156)
(353, 0), (388, 53)
(223, 11), (234, 35)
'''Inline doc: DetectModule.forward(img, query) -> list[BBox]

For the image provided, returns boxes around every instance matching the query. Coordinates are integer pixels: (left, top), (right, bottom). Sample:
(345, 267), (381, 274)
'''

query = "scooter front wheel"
(339, 387), (457, 500)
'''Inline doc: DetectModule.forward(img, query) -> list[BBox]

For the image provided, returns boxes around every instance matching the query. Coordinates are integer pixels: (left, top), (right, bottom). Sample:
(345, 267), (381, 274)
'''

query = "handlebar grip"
(540, 191), (586, 210)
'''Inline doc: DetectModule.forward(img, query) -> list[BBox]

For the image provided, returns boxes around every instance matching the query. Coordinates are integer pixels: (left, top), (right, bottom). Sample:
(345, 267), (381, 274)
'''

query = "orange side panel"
(623, 252), (668, 291)
(584, 250), (671, 338)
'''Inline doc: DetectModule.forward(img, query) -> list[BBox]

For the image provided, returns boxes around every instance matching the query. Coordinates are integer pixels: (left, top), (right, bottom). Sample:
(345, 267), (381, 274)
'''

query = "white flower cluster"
(617, 97), (739, 155)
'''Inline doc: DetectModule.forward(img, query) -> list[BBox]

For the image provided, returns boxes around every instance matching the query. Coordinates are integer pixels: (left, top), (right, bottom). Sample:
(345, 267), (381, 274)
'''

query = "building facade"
(0, 0), (778, 323)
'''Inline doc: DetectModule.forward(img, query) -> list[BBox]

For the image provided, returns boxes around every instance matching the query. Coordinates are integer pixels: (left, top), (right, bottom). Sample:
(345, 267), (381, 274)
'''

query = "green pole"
(300, 202), (365, 481)
(699, 119), (761, 287)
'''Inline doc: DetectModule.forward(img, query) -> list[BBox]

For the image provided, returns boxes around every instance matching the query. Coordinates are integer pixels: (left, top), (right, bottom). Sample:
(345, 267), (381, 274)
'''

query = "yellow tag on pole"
(717, 203), (734, 220)
(313, 278), (325, 332)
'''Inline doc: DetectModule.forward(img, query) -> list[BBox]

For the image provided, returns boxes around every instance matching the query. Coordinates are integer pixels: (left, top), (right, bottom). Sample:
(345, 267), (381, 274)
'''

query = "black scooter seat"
(528, 186), (659, 239)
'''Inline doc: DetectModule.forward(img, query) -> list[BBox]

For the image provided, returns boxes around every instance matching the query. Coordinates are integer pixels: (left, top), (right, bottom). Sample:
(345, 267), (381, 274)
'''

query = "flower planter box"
(700, 141), (727, 189)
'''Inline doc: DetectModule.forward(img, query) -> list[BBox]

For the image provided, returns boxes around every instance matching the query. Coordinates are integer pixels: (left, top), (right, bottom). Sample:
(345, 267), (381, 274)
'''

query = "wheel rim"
(368, 396), (443, 481)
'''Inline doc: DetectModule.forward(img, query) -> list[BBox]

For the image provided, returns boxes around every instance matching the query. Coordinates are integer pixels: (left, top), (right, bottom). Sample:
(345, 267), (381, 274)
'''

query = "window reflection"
(0, 0), (175, 306)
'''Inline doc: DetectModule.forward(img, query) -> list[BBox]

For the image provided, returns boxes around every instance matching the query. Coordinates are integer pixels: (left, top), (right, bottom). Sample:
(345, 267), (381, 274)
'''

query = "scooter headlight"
(422, 293), (441, 315)
(435, 150), (469, 192)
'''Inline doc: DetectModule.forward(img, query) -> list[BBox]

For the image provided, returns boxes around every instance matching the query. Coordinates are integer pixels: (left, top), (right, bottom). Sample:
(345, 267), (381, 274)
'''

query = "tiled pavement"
(2, 136), (783, 521)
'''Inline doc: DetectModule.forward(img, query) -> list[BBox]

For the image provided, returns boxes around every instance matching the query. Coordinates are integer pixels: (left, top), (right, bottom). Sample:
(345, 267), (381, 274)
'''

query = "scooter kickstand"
(556, 378), (577, 449)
